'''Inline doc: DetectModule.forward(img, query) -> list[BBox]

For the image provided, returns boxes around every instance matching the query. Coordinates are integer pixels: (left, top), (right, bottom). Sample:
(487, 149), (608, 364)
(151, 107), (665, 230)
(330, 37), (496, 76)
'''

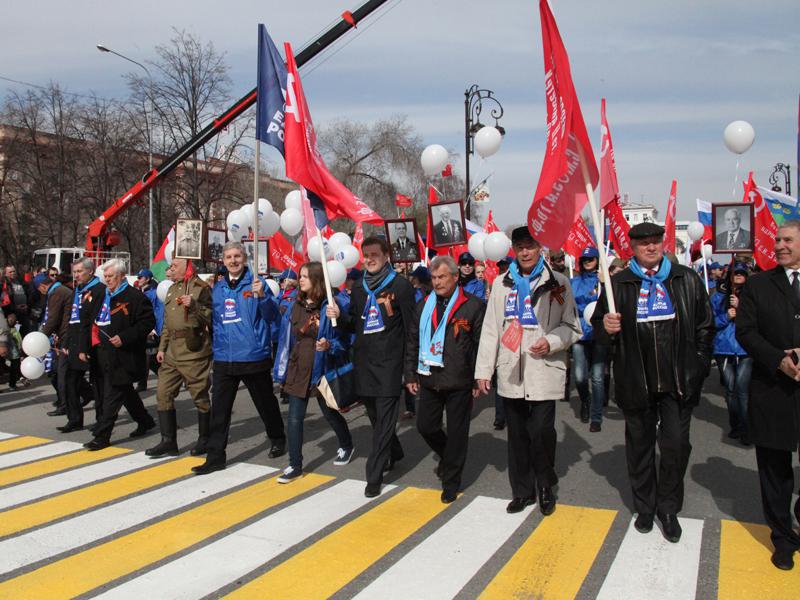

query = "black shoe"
(365, 484), (381, 498)
(657, 512), (682, 543)
(589, 422), (601, 433)
(192, 459), (226, 475)
(580, 401), (590, 423)
(268, 439), (286, 459)
(145, 410), (179, 458)
(538, 486), (556, 516)
(441, 489), (458, 504)
(493, 419), (505, 431)
(190, 411), (211, 456)
(47, 408), (66, 417)
(634, 512), (654, 533)
(83, 438), (110, 451)
(129, 418), (156, 438)
(506, 497), (535, 514)
(771, 549), (795, 570)
(57, 423), (84, 433)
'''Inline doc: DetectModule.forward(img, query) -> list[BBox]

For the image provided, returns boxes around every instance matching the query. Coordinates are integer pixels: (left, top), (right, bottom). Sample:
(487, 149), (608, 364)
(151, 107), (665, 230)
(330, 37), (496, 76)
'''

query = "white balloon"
(22, 331), (50, 358)
(583, 301), (598, 325)
(280, 207), (304, 236)
(262, 210), (281, 238)
(307, 236), (330, 262)
(723, 120), (755, 155)
(226, 209), (250, 238)
(474, 126), (503, 158)
(164, 241), (174, 263)
(484, 231), (511, 262)
(20, 356), (45, 380)
(326, 260), (347, 288)
(156, 280), (174, 303)
(420, 144), (449, 176)
(335, 244), (360, 269)
(468, 232), (488, 261)
(227, 228), (241, 242)
(240, 204), (254, 224)
(686, 221), (705, 242)
(285, 190), (303, 211)
(702, 244), (714, 259)
(265, 279), (280, 298)
(328, 232), (352, 254)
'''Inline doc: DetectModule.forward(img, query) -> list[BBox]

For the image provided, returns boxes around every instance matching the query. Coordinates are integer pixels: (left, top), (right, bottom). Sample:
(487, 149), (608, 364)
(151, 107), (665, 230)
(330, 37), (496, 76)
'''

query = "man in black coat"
(736, 221), (800, 570)
(82, 259), (156, 450)
(593, 222), (714, 544)
(327, 236), (416, 497)
(38, 273), (78, 417)
(404, 255), (484, 504)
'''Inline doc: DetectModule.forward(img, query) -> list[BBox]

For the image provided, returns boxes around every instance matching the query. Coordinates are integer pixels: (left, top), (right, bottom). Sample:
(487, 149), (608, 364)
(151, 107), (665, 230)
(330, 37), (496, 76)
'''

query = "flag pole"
(252, 142), (261, 280)
(317, 226), (337, 327)
(577, 145), (616, 314)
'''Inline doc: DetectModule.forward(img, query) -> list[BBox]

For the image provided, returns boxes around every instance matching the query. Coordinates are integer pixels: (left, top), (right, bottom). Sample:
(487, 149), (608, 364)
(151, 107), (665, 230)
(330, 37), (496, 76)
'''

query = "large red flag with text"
(283, 43), (383, 225)
(743, 172), (778, 270)
(664, 180), (677, 254)
(528, 0), (599, 249)
(606, 199), (633, 260)
(599, 98), (620, 209)
(269, 232), (303, 272)
(564, 217), (596, 261)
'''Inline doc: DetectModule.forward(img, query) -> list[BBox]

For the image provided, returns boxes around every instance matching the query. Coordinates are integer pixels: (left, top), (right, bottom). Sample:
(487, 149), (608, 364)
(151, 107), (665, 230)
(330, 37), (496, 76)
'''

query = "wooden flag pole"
(316, 226), (337, 327)
(577, 144), (616, 314)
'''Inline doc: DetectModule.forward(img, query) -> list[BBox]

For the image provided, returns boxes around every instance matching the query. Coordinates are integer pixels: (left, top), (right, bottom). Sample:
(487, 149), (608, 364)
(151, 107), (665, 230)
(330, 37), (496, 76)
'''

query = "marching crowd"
(1, 219), (800, 571)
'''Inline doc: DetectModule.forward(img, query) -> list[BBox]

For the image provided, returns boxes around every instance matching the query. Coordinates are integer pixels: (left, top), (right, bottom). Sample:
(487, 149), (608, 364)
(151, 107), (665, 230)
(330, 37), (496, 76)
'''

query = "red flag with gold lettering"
(743, 172), (777, 270)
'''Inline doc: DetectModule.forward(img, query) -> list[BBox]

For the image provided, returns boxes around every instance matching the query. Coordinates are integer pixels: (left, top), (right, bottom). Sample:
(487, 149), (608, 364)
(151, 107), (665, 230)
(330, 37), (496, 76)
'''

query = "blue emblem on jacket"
(711, 291), (747, 356)
(570, 271), (601, 341)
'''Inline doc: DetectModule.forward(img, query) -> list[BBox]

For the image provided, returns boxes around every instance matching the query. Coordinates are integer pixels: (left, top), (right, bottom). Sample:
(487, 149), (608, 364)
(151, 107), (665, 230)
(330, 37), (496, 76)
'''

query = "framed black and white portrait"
(243, 240), (269, 275)
(384, 218), (420, 263)
(429, 200), (466, 247)
(175, 218), (204, 260)
(712, 203), (754, 253)
(205, 228), (226, 264)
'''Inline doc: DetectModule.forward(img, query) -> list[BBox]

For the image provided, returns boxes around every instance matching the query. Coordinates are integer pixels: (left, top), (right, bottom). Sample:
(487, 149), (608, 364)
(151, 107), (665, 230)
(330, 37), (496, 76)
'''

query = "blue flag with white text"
(255, 24), (288, 155)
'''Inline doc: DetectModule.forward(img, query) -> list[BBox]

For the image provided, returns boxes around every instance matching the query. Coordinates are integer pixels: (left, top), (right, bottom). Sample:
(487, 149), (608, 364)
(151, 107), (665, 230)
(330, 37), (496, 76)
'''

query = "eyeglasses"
(48, 273), (57, 278)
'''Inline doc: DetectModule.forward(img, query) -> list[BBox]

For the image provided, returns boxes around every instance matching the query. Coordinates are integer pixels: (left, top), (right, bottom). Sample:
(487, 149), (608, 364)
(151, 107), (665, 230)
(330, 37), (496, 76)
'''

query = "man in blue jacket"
(136, 269), (163, 391)
(193, 242), (286, 474)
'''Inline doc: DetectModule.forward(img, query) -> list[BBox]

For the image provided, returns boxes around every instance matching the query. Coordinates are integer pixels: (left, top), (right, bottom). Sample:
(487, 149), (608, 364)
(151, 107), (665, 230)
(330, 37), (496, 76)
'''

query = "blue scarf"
(505, 256), (546, 328)
(361, 270), (396, 334)
(69, 277), (100, 324)
(42, 282), (62, 324)
(95, 280), (129, 327)
(417, 288), (461, 376)
(629, 257), (675, 322)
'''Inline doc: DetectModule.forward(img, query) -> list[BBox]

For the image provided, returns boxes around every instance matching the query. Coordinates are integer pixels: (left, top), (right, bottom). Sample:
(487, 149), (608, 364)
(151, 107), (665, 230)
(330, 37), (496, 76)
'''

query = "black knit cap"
(511, 226), (536, 245)
(628, 222), (665, 240)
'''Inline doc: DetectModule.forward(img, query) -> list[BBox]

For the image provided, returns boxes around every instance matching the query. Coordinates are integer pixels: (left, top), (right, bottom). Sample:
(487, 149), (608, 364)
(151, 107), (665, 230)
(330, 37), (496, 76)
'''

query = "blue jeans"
(717, 355), (752, 437)
(286, 394), (353, 470)
(572, 342), (607, 424)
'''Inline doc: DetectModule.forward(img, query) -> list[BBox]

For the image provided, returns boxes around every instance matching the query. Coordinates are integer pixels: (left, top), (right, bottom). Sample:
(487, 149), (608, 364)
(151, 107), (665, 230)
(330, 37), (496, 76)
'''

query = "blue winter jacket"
(273, 297), (351, 387)
(571, 271), (600, 341)
(270, 287), (298, 343)
(142, 285), (164, 335)
(711, 291), (747, 356)
(212, 267), (279, 362)
(462, 277), (486, 301)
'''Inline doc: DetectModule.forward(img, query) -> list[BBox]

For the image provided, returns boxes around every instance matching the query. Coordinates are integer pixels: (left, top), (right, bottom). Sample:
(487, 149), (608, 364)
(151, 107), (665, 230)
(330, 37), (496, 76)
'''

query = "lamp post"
(769, 162), (791, 195)
(464, 84), (505, 220)
(97, 43), (155, 261)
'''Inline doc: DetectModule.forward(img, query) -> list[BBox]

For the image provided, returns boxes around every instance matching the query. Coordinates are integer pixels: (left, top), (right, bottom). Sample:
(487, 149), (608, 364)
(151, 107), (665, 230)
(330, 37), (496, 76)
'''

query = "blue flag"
(255, 24), (289, 155)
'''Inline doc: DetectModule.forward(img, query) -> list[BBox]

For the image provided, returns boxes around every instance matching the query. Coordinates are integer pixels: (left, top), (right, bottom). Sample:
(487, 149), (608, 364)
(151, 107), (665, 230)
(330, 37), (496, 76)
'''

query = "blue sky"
(1, 0), (798, 228)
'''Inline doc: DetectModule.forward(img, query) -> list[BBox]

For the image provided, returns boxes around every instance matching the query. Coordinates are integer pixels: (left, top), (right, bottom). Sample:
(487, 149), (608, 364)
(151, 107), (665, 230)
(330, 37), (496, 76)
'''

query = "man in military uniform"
(145, 258), (213, 457)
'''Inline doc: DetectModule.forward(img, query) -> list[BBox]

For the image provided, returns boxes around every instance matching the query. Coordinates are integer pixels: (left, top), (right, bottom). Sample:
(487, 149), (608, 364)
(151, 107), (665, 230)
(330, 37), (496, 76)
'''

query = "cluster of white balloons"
(305, 231), (360, 288)
(19, 332), (50, 379)
(226, 197), (281, 242)
(723, 120), (755, 155)
(420, 126), (503, 177)
(466, 231), (512, 262)
(686, 221), (713, 260)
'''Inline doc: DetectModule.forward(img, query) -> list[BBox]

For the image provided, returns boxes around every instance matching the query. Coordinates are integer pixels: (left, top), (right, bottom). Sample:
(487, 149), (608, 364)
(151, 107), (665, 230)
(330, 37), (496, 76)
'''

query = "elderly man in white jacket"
(476, 226), (581, 515)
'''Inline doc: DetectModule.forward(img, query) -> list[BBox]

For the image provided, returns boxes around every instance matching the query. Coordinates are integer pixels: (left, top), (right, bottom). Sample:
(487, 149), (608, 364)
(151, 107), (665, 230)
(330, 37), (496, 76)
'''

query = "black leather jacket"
(592, 263), (714, 410)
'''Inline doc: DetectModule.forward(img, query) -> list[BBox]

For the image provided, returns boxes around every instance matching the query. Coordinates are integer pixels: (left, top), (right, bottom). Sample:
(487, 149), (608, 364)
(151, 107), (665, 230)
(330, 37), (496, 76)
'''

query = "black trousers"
(362, 396), (404, 487)
(623, 393), (692, 515)
(92, 373), (153, 442)
(206, 365), (285, 463)
(503, 396), (558, 499)
(755, 445), (800, 554)
(416, 387), (472, 494)
(65, 365), (95, 426)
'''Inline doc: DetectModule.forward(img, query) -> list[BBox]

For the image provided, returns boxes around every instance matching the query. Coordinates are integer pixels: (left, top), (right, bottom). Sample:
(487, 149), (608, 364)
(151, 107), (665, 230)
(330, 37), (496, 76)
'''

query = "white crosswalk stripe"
(0, 432), (18, 441)
(0, 441), (81, 469)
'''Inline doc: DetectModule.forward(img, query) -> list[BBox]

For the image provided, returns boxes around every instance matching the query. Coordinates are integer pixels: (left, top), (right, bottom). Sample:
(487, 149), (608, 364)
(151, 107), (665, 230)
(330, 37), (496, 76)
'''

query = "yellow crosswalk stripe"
(0, 446), (129, 489)
(718, 520), (800, 599)
(0, 473), (331, 600)
(0, 436), (49, 454)
(479, 504), (616, 600)
(0, 455), (200, 537)
(225, 487), (449, 600)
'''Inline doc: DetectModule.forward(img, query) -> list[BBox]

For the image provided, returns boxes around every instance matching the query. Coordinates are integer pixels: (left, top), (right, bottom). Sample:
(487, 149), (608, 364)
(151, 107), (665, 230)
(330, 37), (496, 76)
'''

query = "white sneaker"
(333, 447), (355, 466)
(277, 466), (302, 483)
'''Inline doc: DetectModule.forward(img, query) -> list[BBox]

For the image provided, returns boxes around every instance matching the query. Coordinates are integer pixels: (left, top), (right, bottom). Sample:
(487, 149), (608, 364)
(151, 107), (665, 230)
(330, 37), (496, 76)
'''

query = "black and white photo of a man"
(714, 205), (752, 251)
(206, 229), (225, 263)
(387, 220), (419, 263)
(175, 219), (203, 260)
(431, 202), (466, 247)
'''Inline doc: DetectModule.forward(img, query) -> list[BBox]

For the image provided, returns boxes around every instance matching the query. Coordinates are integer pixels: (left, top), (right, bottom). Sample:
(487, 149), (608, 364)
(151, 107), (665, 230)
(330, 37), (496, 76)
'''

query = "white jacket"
(475, 265), (581, 401)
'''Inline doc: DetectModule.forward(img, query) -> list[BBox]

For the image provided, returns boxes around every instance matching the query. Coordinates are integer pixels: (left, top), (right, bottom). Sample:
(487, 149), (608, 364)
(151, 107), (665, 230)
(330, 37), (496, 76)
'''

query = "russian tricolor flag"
(697, 199), (713, 241)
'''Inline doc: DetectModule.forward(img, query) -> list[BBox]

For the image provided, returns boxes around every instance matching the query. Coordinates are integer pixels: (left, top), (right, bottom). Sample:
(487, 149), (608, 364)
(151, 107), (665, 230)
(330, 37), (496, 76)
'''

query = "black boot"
(145, 410), (179, 458)
(190, 411), (211, 456)
(580, 400), (590, 423)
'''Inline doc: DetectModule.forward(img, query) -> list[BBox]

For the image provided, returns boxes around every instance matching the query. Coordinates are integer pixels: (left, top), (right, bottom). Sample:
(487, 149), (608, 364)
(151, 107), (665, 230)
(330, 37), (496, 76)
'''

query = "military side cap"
(628, 222), (665, 239)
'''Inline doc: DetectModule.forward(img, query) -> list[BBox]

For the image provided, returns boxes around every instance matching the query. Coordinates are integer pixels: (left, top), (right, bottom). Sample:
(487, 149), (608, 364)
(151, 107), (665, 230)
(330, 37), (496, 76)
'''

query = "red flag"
(269, 232), (304, 272)
(300, 189), (318, 259)
(184, 260), (195, 283)
(425, 185), (439, 255)
(283, 43), (383, 225)
(483, 210), (500, 285)
(743, 172), (778, 270)
(527, 0), (599, 249)
(606, 198), (633, 260)
(664, 180), (677, 254)
(563, 218), (596, 261)
(599, 98), (620, 209)
(395, 194), (413, 207)
(441, 163), (453, 177)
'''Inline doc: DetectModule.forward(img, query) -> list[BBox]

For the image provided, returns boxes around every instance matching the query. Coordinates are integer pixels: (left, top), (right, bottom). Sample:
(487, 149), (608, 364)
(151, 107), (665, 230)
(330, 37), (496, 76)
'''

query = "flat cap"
(628, 222), (665, 240)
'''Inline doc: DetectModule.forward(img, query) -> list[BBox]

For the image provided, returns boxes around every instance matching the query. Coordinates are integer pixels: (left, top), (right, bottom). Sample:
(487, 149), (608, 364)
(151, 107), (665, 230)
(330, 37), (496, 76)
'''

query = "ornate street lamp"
(464, 84), (505, 219)
(769, 162), (791, 195)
